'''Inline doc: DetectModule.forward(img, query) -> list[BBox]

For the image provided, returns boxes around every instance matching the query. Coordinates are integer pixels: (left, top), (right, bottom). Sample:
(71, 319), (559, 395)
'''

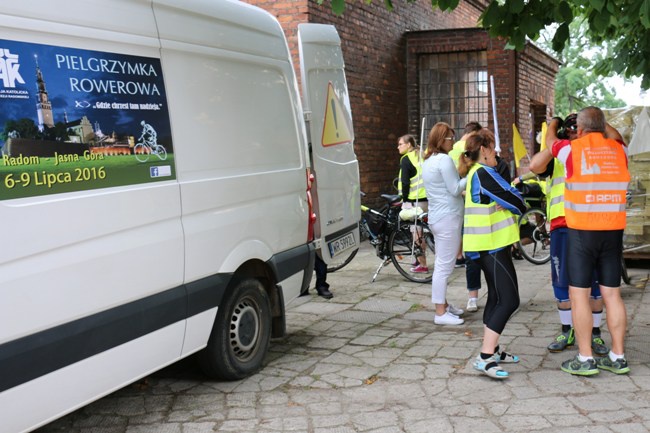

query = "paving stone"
(500, 415), (552, 431)
(126, 424), (182, 433)
(610, 424), (650, 433)
(350, 410), (399, 431)
(36, 245), (650, 433)
(327, 310), (395, 324)
(350, 334), (390, 345)
(180, 422), (219, 433)
(355, 298), (415, 314)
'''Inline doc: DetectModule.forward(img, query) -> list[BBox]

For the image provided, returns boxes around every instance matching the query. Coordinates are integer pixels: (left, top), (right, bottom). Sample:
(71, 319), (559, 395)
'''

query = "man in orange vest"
(548, 106), (630, 376)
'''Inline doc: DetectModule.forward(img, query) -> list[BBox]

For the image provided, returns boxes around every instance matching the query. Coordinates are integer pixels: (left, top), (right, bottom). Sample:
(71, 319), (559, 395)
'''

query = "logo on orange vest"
(585, 194), (623, 203)
(581, 151), (601, 174)
(321, 82), (353, 147)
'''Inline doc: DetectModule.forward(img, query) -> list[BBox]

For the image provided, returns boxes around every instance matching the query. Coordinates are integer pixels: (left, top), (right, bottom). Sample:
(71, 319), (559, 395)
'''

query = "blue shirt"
(466, 163), (527, 258)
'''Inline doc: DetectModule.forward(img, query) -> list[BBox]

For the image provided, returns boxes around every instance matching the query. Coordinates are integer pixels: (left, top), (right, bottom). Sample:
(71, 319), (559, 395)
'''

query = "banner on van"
(0, 39), (176, 200)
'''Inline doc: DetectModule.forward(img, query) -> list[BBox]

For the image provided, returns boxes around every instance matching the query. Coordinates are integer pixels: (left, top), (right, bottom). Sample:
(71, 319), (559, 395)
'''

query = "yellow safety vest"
(463, 164), (520, 252)
(547, 159), (565, 221)
(398, 151), (426, 200)
(448, 140), (465, 167)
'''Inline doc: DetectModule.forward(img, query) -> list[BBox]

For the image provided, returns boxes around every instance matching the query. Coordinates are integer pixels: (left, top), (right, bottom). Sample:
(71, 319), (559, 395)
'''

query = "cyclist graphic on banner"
(135, 120), (167, 162)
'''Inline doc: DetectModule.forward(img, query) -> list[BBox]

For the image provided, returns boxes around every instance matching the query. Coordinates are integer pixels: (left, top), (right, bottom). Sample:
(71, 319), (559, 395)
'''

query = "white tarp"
(628, 107), (650, 156)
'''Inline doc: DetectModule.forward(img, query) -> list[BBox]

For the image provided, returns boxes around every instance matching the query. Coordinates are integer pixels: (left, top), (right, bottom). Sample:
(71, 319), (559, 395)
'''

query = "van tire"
(198, 278), (272, 380)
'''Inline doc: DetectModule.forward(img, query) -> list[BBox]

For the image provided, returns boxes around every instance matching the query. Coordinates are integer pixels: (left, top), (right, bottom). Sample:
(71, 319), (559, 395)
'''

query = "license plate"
(328, 232), (356, 258)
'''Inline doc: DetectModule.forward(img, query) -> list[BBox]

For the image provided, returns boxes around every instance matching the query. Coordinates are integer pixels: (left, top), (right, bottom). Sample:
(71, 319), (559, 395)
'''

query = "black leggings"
(479, 248), (520, 334)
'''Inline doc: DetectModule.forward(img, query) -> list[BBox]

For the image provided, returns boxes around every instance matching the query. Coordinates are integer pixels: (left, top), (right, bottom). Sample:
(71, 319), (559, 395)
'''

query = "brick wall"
(407, 29), (559, 178)
(245, 0), (485, 204)
(515, 43), (560, 173)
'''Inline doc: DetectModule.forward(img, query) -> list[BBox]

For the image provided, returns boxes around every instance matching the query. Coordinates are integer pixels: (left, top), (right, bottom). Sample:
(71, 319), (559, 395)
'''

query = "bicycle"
(516, 193), (551, 265)
(134, 137), (168, 162)
(328, 193), (435, 283)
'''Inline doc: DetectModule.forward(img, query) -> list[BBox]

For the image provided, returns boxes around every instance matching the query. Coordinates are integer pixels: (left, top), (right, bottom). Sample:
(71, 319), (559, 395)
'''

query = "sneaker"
(548, 328), (575, 352)
(466, 298), (478, 312)
(446, 304), (464, 316)
(434, 311), (464, 325)
(560, 356), (599, 376)
(410, 265), (429, 273)
(596, 356), (630, 374)
(454, 258), (466, 268)
(591, 335), (609, 356)
(473, 354), (509, 379)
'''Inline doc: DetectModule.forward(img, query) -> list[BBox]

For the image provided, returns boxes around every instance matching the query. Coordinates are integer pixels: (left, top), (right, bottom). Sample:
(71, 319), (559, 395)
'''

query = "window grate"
(418, 51), (488, 138)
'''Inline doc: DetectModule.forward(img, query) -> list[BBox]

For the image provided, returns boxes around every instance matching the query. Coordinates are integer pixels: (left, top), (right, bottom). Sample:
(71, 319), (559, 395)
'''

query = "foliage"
(321, 0), (650, 89)
(479, 0), (650, 89)
(1, 118), (39, 141)
(536, 20), (626, 115)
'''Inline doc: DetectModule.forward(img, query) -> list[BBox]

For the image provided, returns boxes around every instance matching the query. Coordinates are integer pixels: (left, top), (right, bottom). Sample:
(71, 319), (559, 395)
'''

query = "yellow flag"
(539, 121), (548, 152)
(512, 124), (528, 168)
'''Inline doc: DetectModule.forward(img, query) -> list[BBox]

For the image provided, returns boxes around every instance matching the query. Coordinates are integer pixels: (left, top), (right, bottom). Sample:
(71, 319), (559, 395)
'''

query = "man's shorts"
(567, 228), (624, 288)
(550, 227), (601, 302)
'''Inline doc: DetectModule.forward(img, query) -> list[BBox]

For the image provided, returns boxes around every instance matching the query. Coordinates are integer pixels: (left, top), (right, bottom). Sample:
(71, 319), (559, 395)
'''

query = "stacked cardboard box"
(604, 106), (650, 258)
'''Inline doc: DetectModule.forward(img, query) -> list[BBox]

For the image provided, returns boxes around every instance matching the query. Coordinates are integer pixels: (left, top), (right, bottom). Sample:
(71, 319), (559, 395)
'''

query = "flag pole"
(490, 75), (500, 153)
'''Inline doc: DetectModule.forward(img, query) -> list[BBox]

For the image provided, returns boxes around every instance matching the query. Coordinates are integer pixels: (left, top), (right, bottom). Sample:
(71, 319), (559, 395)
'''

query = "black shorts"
(567, 228), (623, 288)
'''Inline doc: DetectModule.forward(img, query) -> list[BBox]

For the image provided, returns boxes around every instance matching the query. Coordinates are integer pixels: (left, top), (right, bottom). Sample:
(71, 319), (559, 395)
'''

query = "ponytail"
(458, 129), (495, 178)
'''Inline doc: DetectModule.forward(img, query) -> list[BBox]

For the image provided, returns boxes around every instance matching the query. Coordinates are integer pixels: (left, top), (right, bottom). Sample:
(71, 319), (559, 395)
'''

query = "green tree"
(1, 118), (40, 141)
(323, 0), (650, 89)
(537, 20), (626, 115)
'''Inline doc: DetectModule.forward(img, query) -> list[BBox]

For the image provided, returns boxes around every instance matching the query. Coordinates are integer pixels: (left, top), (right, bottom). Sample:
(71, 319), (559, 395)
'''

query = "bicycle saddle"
(381, 194), (402, 205)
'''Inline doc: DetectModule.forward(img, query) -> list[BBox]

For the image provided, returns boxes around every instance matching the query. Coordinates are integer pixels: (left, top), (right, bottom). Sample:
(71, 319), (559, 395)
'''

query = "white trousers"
(429, 213), (463, 304)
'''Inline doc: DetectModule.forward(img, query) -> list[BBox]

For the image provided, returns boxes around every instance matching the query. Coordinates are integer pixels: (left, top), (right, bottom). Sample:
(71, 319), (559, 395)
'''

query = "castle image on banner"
(4, 56), (134, 158)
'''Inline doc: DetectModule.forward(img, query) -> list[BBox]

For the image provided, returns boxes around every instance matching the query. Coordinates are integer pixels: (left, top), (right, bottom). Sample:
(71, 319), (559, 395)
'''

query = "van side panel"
(0, 1), (185, 431)
(153, 1), (311, 296)
(0, 0), (326, 430)
(2, 324), (186, 433)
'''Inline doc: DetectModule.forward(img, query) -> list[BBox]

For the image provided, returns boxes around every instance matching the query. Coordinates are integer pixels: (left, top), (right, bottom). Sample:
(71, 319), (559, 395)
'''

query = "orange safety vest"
(564, 133), (630, 230)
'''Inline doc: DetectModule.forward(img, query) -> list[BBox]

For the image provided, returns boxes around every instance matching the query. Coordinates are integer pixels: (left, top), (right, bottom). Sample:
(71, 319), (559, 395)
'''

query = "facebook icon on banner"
(149, 166), (171, 178)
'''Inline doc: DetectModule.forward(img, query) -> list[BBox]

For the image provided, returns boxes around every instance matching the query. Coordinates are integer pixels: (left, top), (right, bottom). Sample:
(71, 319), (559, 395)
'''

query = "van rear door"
(298, 24), (360, 264)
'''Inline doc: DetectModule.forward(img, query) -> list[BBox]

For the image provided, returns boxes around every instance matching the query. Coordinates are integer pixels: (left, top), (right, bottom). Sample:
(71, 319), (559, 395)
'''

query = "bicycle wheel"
(388, 221), (435, 283)
(517, 208), (551, 265)
(154, 145), (168, 161)
(621, 256), (631, 285)
(327, 248), (358, 273)
(134, 143), (149, 162)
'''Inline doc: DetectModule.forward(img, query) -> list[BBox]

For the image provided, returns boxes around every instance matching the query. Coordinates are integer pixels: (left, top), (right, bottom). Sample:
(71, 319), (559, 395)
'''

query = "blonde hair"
(457, 129), (495, 178)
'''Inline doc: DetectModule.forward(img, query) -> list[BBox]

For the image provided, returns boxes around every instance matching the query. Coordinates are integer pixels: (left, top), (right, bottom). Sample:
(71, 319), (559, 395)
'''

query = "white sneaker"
(434, 311), (464, 325)
(446, 304), (464, 316)
(466, 298), (478, 312)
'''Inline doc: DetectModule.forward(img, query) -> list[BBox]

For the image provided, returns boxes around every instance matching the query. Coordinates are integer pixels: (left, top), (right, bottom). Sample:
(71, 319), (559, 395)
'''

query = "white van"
(0, 1), (360, 431)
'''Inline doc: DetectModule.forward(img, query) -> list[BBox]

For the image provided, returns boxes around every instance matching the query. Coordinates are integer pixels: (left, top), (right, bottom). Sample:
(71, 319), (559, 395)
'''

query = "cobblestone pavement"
(39, 243), (650, 433)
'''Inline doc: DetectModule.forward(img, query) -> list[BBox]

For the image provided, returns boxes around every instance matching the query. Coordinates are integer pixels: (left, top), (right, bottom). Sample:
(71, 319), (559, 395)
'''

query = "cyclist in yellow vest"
(458, 129), (527, 379)
(548, 106), (630, 376)
(397, 134), (429, 273)
(529, 113), (608, 359)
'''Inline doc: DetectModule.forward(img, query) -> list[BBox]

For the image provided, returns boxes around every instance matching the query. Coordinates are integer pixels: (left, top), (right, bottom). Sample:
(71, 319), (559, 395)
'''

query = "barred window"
(418, 51), (488, 138)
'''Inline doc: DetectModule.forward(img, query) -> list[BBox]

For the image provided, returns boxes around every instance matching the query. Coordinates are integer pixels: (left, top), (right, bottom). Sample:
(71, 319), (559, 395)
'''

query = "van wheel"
(198, 278), (272, 380)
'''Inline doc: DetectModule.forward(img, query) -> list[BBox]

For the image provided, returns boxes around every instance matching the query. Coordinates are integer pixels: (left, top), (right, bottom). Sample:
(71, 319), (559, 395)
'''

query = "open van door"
(298, 23), (361, 265)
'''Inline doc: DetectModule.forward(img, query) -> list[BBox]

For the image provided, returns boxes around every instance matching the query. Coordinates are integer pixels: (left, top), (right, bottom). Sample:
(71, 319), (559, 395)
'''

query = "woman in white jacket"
(422, 122), (467, 325)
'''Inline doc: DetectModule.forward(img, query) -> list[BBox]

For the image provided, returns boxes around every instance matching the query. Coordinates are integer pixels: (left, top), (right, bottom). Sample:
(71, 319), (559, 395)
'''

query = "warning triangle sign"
(321, 82), (353, 147)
